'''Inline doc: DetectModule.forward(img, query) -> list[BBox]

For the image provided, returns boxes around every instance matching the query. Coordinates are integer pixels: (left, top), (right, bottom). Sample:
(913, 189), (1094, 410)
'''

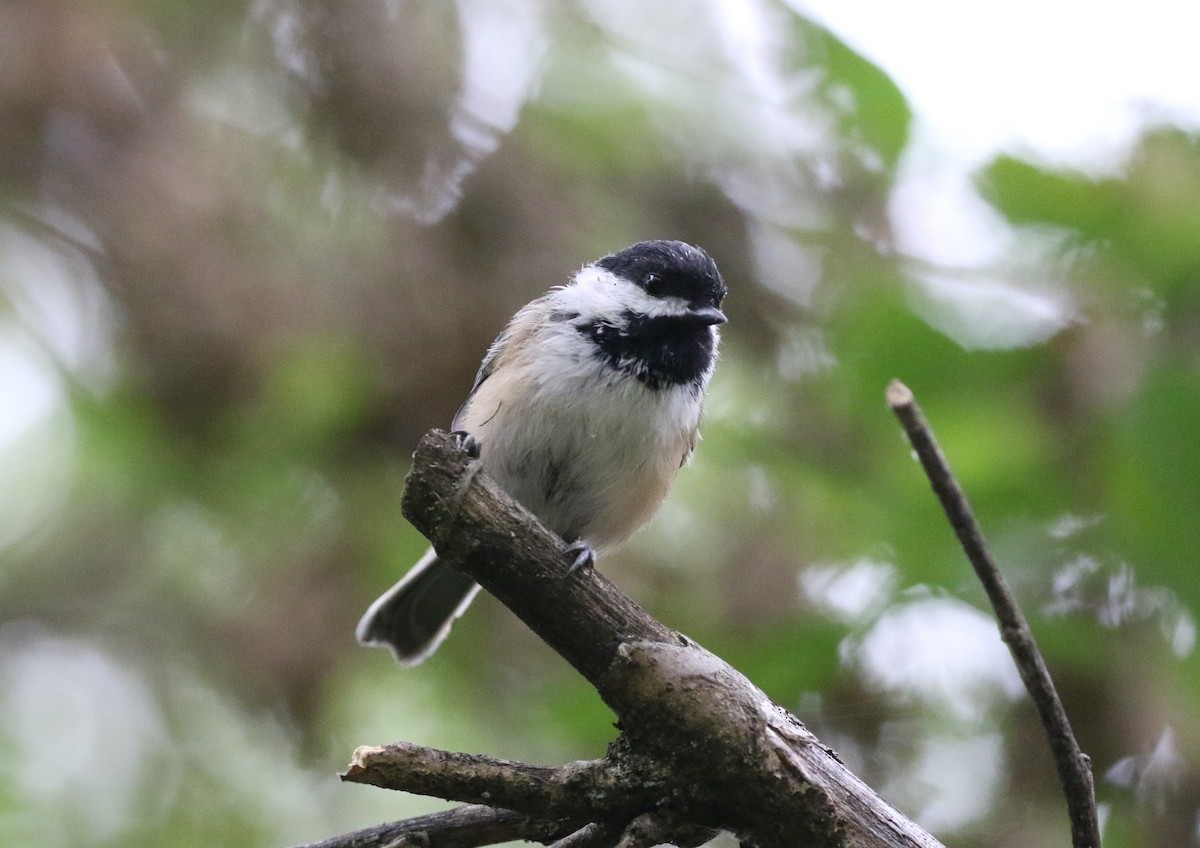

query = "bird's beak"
(688, 305), (728, 325)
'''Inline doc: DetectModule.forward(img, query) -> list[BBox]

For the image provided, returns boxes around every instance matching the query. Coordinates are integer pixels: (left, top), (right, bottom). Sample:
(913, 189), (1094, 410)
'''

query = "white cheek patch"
(564, 267), (693, 321)
(636, 295), (693, 319)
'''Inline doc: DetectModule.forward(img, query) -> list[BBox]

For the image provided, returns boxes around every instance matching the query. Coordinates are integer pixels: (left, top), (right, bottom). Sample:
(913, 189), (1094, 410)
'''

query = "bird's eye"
(644, 272), (664, 294)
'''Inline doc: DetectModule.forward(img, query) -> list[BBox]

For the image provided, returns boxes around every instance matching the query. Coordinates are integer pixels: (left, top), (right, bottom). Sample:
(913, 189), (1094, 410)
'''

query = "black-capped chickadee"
(357, 240), (728, 664)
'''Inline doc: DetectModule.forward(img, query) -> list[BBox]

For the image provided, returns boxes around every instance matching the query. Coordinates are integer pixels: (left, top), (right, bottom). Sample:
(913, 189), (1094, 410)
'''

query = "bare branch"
(886, 379), (1101, 848)
(392, 428), (945, 848)
(546, 822), (621, 848)
(341, 743), (652, 823)
(293, 804), (563, 848)
(614, 813), (716, 848)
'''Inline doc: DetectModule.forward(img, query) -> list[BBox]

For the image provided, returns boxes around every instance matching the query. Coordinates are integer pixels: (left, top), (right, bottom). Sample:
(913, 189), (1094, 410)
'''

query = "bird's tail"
(355, 547), (481, 665)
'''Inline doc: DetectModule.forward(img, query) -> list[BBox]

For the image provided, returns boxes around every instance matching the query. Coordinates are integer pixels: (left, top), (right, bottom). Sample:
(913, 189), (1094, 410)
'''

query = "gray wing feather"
(450, 296), (548, 431)
(451, 328), (509, 430)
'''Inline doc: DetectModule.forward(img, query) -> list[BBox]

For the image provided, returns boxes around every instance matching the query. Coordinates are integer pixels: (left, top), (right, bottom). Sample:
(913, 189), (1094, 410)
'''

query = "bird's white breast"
(455, 316), (705, 554)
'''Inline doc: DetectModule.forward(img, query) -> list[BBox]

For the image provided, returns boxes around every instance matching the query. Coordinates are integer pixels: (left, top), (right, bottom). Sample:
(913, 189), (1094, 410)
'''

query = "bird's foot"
(449, 429), (481, 458)
(565, 541), (597, 575)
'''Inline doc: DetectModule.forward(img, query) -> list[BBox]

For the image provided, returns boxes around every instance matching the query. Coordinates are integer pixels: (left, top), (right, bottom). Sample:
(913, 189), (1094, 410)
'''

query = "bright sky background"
(792, 0), (1200, 348)
(794, 0), (1200, 167)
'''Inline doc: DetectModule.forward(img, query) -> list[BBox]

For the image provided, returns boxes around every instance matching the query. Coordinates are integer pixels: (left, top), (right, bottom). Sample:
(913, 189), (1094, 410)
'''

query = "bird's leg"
(565, 540), (596, 575)
(448, 429), (481, 459)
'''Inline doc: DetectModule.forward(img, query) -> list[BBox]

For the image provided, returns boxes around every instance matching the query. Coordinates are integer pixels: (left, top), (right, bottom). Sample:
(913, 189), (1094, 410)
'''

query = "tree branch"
(886, 380), (1101, 848)
(341, 743), (654, 824)
(293, 804), (564, 848)
(546, 822), (622, 848)
(384, 428), (944, 848)
(300, 427), (949, 847)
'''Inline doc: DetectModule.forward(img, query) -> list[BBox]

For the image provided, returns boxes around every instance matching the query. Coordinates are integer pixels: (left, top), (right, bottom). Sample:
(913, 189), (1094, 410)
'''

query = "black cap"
(595, 240), (727, 312)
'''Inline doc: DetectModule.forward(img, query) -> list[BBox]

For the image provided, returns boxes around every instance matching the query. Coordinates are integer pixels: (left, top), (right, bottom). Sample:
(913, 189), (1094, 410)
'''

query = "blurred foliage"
(1, 1), (1198, 847)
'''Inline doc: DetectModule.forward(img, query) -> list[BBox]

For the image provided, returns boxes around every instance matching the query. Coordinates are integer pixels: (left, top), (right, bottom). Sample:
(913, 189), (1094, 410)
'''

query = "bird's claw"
(565, 541), (596, 575)
(449, 429), (481, 458)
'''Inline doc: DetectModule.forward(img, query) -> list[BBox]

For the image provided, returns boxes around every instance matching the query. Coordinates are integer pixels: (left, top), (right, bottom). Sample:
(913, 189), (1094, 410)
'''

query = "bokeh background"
(2, 1), (1198, 846)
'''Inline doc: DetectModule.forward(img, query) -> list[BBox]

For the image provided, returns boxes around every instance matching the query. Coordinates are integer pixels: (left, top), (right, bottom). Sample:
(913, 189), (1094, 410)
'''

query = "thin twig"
(614, 813), (717, 848)
(291, 804), (564, 848)
(886, 380), (1101, 848)
(341, 743), (628, 821)
(547, 822), (622, 848)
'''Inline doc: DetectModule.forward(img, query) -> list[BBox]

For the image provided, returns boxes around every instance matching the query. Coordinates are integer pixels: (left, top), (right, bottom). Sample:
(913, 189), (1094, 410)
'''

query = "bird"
(356, 239), (727, 664)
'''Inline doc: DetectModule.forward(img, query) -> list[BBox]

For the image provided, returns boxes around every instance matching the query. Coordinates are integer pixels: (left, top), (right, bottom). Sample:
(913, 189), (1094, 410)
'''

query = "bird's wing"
(450, 296), (546, 432)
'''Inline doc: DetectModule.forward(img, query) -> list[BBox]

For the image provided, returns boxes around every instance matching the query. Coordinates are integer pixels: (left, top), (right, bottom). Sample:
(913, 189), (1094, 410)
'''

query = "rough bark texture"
(345, 428), (945, 848)
(294, 804), (565, 848)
